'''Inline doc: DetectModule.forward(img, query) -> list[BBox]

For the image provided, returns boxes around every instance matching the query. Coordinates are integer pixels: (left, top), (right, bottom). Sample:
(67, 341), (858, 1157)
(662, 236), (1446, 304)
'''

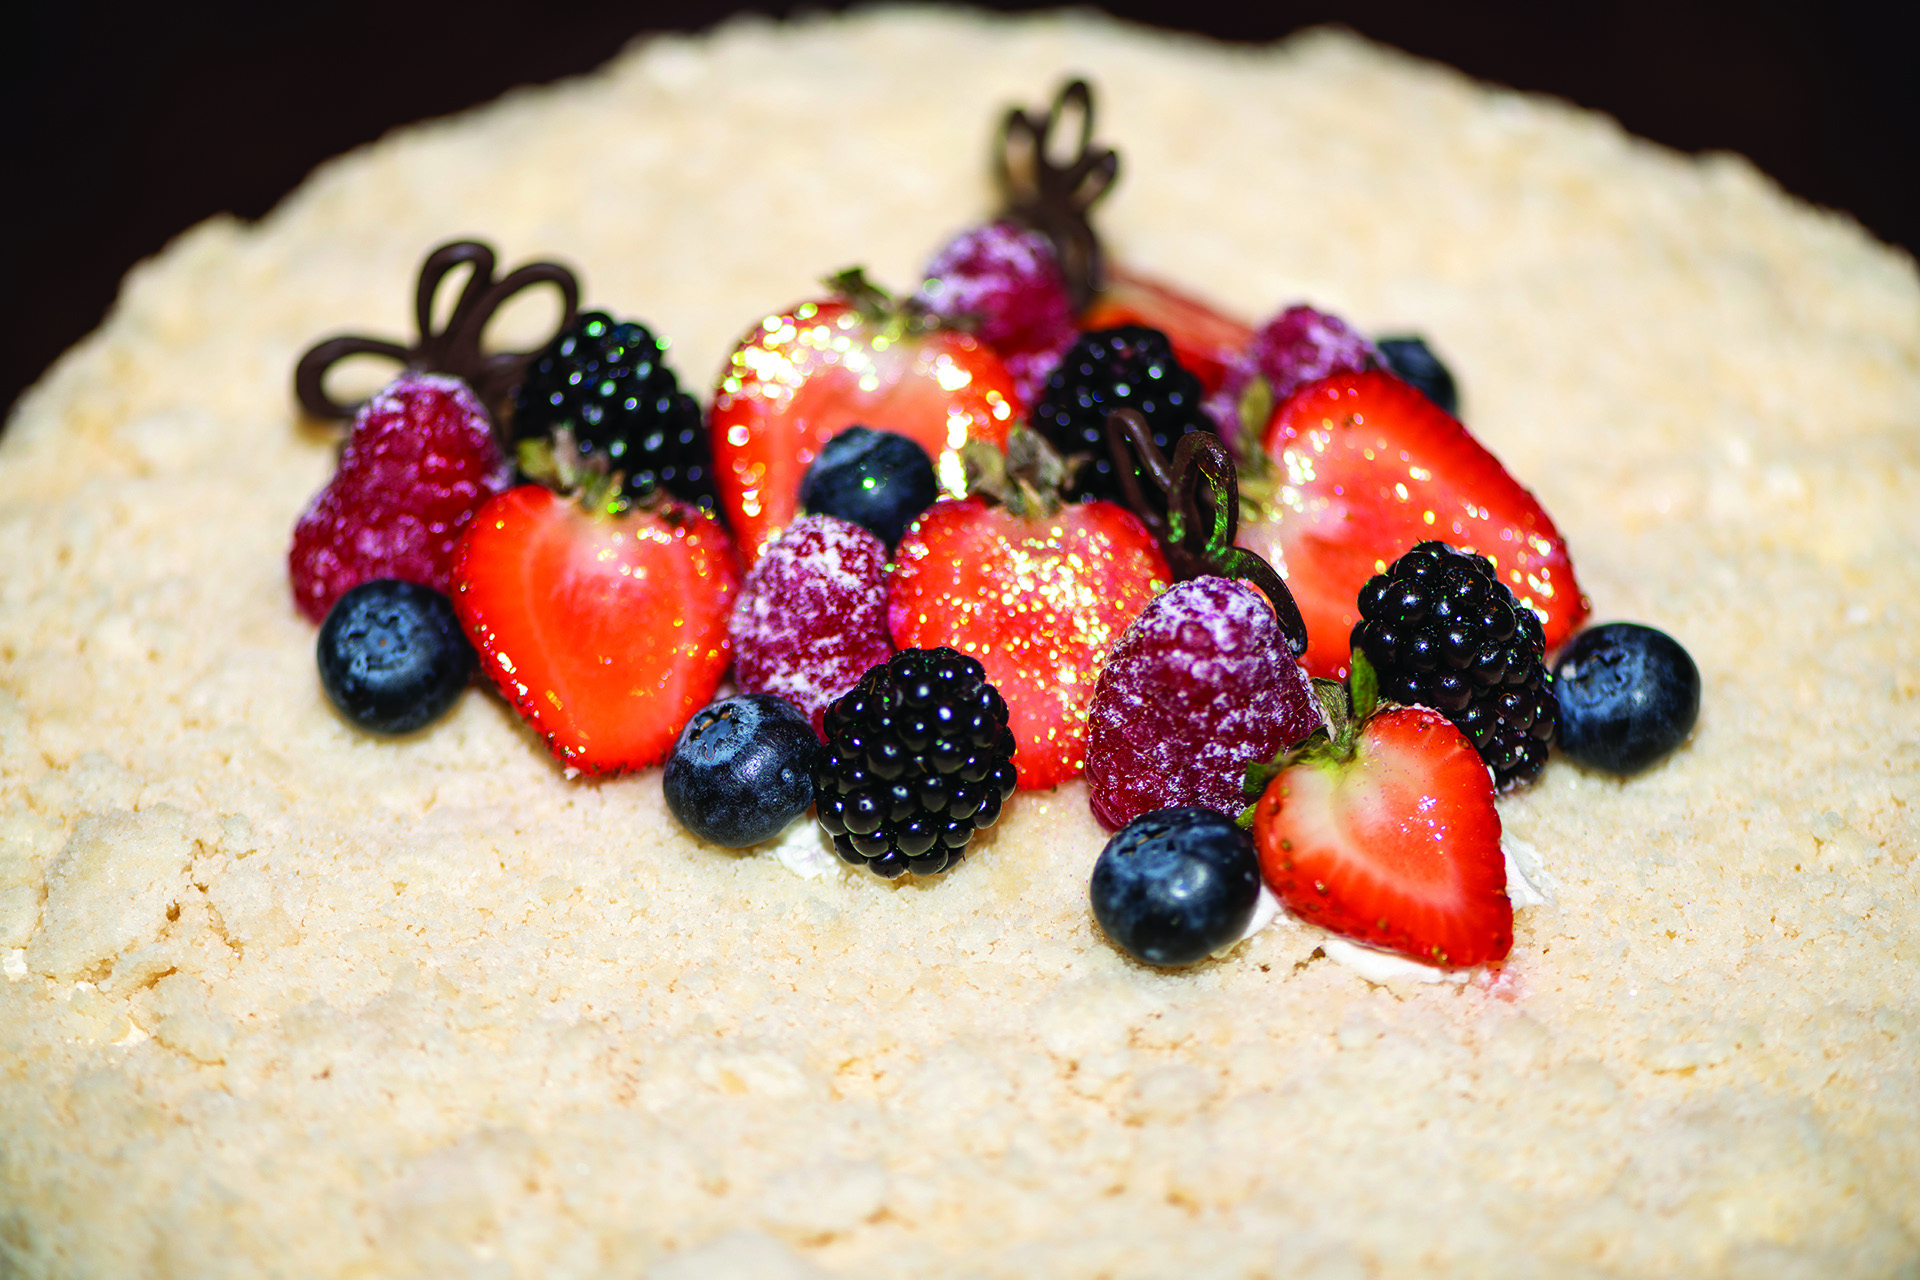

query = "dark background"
(7, 3), (1913, 422)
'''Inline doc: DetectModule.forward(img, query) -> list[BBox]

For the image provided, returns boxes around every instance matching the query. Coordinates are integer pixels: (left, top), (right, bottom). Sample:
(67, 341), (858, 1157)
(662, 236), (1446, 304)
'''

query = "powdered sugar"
(729, 515), (894, 737)
(1086, 576), (1322, 828)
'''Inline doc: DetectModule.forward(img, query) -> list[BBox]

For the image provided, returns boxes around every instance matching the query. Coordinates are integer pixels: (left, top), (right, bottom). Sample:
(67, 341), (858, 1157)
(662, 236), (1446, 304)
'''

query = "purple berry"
(1208, 305), (1380, 439)
(1085, 577), (1323, 830)
(919, 220), (1077, 368)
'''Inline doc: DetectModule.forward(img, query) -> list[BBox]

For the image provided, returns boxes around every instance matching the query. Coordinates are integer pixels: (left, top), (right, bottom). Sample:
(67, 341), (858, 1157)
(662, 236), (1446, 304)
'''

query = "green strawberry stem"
(518, 429), (630, 517)
(1238, 650), (1380, 827)
(823, 267), (940, 341)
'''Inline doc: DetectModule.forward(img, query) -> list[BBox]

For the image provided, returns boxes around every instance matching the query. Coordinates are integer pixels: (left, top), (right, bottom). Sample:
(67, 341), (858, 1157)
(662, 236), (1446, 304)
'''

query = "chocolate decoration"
(1105, 408), (1309, 657)
(997, 79), (1118, 311)
(294, 240), (579, 424)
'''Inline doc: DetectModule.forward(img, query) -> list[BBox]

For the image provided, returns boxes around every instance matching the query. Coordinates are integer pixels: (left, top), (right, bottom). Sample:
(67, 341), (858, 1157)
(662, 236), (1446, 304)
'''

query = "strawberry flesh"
(453, 486), (739, 774)
(1241, 370), (1587, 679)
(1253, 706), (1512, 968)
(889, 496), (1169, 791)
(711, 299), (1019, 566)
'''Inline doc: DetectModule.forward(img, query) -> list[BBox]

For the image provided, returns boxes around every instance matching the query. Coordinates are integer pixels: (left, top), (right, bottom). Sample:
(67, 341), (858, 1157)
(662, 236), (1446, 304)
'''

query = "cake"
(3, 10), (1916, 1278)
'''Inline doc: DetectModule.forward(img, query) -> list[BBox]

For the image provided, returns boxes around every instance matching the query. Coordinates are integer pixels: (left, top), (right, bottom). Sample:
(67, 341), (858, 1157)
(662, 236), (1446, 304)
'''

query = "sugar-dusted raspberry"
(1086, 576), (1322, 830)
(290, 373), (513, 624)
(729, 514), (895, 739)
(919, 220), (1077, 389)
(1208, 304), (1379, 439)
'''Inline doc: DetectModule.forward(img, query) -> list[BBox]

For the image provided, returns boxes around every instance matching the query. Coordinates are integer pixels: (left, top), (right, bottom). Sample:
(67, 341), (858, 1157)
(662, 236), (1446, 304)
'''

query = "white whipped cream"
(766, 818), (845, 879)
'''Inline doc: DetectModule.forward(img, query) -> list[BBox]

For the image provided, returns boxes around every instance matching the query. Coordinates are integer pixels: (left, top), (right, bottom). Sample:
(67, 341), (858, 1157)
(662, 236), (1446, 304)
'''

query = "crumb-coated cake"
(2, 9), (1916, 1278)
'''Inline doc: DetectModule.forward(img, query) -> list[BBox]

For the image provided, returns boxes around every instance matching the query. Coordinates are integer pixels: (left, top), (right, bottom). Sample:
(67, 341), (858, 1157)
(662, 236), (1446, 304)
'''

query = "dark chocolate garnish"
(997, 79), (1118, 312)
(1105, 408), (1309, 657)
(294, 240), (579, 424)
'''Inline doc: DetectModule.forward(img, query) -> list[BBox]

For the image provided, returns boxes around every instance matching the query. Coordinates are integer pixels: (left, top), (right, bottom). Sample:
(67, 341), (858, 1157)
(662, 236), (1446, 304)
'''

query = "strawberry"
(710, 271), (1020, 567)
(451, 484), (739, 774)
(888, 432), (1170, 790)
(1249, 655), (1512, 968)
(1080, 265), (1254, 398)
(1238, 370), (1587, 679)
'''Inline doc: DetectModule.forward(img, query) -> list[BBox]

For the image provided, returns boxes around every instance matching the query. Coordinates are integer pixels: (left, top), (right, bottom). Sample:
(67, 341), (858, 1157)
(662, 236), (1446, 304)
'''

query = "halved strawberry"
(1080, 265), (1255, 397)
(1239, 370), (1587, 679)
(888, 438), (1169, 790)
(452, 485), (739, 774)
(711, 273), (1020, 567)
(1250, 658), (1512, 968)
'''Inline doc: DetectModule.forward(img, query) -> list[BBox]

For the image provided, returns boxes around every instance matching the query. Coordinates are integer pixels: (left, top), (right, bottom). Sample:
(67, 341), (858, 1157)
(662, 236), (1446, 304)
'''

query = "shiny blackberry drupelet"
(1030, 326), (1212, 504)
(317, 579), (474, 735)
(814, 648), (1020, 878)
(1375, 335), (1459, 417)
(1090, 808), (1262, 967)
(1553, 623), (1700, 774)
(799, 426), (938, 548)
(664, 694), (821, 847)
(513, 311), (717, 511)
(1352, 541), (1557, 788)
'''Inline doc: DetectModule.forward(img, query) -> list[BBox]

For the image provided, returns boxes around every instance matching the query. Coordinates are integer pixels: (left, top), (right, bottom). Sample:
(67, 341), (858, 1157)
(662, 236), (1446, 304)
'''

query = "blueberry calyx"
(1553, 622), (1700, 775)
(1090, 807), (1263, 967)
(316, 579), (475, 735)
(800, 426), (939, 548)
(664, 694), (822, 848)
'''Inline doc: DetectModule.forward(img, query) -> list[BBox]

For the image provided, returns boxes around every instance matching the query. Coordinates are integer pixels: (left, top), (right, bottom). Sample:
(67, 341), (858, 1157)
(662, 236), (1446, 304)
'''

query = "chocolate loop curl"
(997, 79), (1118, 312)
(294, 240), (579, 423)
(1105, 408), (1309, 657)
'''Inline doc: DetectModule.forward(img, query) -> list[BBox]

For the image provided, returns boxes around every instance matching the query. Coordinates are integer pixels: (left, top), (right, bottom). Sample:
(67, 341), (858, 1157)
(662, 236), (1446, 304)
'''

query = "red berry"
(889, 495), (1168, 790)
(729, 515), (895, 739)
(289, 373), (512, 623)
(919, 220), (1077, 359)
(1208, 304), (1379, 440)
(1086, 577), (1322, 830)
(1239, 371), (1588, 679)
(1252, 704), (1512, 968)
(711, 282), (1020, 567)
(452, 485), (739, 774)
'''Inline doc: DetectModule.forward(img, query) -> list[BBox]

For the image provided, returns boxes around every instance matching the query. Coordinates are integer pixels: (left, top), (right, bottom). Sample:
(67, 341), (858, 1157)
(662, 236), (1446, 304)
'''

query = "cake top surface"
(1, 9), (1916, 1278)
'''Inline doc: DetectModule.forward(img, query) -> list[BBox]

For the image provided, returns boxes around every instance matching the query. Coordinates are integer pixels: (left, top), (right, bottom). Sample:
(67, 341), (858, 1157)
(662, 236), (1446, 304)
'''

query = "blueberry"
(1376, 335), (1459, 417)
(664, 694), (822, 847)
(799, 426), (938, 547)
(317, 580), (474, 735)
(1090, 807), (1263, 967)
(1553, 623), (1701, 774)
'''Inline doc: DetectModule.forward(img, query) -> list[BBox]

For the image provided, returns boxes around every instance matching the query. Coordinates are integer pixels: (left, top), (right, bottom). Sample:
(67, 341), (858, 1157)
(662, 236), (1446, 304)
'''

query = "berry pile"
(1352, 541), (1558, 789)
(814, 648), (1019, 878)
(282, 80), (1700, 974)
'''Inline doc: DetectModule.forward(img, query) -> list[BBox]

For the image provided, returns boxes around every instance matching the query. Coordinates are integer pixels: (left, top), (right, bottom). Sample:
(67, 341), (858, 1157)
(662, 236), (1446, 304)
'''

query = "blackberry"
(814, 648), (1019, 878)
(1030, 326), (1212, 504)
(513, 311), (716, 511)
(1352, 541), (1557, 789)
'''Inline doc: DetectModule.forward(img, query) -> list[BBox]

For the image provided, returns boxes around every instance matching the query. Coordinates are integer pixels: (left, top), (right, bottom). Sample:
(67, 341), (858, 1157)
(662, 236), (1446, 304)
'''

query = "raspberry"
(919, 220), (1077, 403)
(1030, 326), (1212, 504)
(814, 648), (1019, 878)
(1352, 541), (1558, 789)
(729, 515), (895, 739)
(290, 373), (512, 624)
(512, 312), (715, 512)
(1086, 577), (1322, 829)
(1208, 305), (1379, 440)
